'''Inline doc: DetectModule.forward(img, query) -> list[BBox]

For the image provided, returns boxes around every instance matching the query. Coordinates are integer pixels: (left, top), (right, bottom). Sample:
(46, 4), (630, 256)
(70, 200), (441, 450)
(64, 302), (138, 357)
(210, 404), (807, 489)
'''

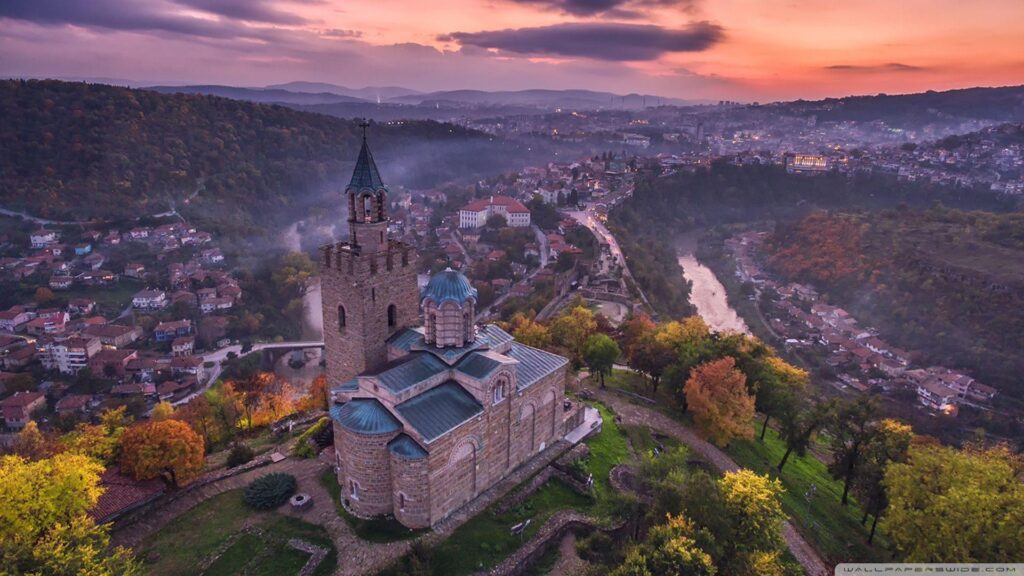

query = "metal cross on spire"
(359, 120), (369, 140)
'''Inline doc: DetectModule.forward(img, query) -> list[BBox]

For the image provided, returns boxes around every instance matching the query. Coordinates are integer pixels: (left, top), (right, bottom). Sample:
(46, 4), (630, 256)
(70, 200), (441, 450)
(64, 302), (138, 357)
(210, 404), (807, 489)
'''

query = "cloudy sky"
(0, 0), (1021, 101)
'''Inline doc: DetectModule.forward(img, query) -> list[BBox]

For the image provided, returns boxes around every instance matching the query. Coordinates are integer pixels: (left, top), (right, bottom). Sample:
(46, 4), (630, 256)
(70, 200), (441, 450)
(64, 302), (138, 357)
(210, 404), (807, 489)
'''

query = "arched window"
(371, 287), (376, 302)
(349, 479), (360, 500)
(398, 492), (406, 511)
(362, 194), (374, 222)
(388, 304), (397, 327)
(337, 305), (346, 331)
(492, 379), (506, 404)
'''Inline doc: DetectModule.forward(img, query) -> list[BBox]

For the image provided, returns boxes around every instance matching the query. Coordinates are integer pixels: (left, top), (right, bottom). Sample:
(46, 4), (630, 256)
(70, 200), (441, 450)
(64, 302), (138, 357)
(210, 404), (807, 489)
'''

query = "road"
(592, 386), (831, 576)
(174, 340), (325, 406)
(565, 207), (653, 312)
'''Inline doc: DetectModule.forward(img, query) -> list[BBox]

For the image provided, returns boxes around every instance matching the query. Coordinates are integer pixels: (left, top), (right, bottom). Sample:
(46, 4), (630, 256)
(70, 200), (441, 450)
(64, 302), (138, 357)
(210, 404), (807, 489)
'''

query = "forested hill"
(767, 209), (1024, 400)
(0, 79), (547, 234)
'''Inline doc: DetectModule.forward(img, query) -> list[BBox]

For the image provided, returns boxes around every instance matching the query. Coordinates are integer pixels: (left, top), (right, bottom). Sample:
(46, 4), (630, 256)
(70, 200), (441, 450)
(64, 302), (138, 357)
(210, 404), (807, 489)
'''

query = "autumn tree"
(0, 453), (141, 575)
(884, 442), (1024, 561)
(656, 316), (714, 376)
(300, 374), (329, 411)
(119, 420), (205, 487)
(828, 396), (879, 505)
(618, 312), (656, 358)
(851, 419), (913, 543)
(10, 421), (58, 461)
(612, 514), (717, 576)
(684, 357), (755, 447)
(549, 305), (597, 367)
(718, 470), (787, 564)
(151, 400), (175, 421)
(232, 372), (274, 430)
(33, 286), (55, 305)
(584, 333), (620, 388)
(271, 251), (316, 295)
(509, 313), (551, 349)
(61, 406), (132, 464)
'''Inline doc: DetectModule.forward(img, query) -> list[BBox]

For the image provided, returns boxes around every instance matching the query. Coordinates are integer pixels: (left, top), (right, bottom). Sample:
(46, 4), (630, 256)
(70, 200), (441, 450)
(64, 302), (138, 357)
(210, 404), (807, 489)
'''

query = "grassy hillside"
(0, 79), (550, 236)
(766, 208), (1024, 400)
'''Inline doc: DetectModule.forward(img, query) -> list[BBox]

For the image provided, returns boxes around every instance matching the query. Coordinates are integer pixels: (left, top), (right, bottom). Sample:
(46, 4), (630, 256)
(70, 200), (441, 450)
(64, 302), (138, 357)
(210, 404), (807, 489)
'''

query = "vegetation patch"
(244, 472), (297, 510)
(139, 489), (337, 576)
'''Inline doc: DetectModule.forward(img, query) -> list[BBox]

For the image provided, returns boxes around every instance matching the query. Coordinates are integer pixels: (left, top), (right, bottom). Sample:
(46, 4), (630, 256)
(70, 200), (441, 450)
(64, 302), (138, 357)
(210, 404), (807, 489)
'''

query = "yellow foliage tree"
(883, 443), (1024, 561)
(549, 305), (597, 366)
(119, 420), (205, 487)
(11, 420), (58, 461)
(61, 406), (132, 464)
(684, 358), (755, 447)
(151, 400), (175, 421)
(0, 453), (140, 574)
(509, 313), (552, 349)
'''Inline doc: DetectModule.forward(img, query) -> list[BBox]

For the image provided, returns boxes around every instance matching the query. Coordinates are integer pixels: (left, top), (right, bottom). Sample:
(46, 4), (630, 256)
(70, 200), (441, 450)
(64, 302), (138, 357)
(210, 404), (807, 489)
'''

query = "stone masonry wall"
(336, 425), (396, 518)
(390, 452), (431, 528)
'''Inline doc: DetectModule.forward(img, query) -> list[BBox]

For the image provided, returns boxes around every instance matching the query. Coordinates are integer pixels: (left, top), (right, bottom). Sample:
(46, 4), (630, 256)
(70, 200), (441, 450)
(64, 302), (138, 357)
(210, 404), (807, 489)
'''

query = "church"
(320, 130), (574, 529)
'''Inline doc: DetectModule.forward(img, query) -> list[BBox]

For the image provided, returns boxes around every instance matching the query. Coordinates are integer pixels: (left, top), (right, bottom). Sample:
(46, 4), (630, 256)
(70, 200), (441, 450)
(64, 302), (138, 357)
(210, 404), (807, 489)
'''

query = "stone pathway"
(548, 532), (587, 576)
(594, 388), (831, 576)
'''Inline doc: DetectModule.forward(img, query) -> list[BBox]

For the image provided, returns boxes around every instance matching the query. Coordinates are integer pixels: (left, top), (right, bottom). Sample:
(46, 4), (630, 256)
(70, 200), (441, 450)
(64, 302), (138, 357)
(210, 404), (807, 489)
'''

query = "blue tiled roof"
(455, 352), (503, 380)
(376, 353), (448, 394)
(395, 381), (483, 443)
(422, 268), (477, 305)
(478, 324), (514, 349)
(330, 378), (359, 394)
(414, 337), (485, 365)
(387, 327), (423, 352)
(388, 434), (428, 460)
(330, 399), (401, 435)
(507, 342), (569, 390)
(347, 136), (385, 190)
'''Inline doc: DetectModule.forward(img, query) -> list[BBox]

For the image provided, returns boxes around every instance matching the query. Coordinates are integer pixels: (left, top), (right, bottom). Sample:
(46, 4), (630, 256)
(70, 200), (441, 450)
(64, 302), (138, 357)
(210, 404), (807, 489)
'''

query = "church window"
(337, 305), (346, 331)
(350, 479), (360, 500)
(492, 380), (506, 404)
(388, 304), (397, 327)
(362, 195), (374, 222)
(372, 287), (376, 301)
(398, 492), (406, 511)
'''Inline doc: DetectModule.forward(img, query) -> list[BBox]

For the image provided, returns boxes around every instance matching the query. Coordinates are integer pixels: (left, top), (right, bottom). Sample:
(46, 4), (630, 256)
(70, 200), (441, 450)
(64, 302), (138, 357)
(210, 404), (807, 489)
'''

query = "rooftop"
(422, 268), (478, 305)
(394, 380), (483, 443)
(330, 398), (402, 435)
(347, 131), (385, 191)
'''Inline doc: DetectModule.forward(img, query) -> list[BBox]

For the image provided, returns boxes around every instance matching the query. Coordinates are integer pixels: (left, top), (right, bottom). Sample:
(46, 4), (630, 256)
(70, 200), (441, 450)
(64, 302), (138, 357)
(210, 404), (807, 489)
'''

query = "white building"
(458, 195), (531, 229)
(30, 229), (59, 249)
(41, 337), (101, 374)
(132, 289), (168, 309)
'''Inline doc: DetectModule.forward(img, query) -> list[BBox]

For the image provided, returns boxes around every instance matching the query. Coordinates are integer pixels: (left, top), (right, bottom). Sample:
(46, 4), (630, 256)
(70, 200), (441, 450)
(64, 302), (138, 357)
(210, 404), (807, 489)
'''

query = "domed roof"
(422, 268), (477, 305)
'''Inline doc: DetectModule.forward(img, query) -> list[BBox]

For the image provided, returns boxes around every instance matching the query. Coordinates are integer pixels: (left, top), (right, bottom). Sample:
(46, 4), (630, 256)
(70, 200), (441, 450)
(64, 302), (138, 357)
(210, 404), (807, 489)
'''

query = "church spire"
(348, 121), (385, 191)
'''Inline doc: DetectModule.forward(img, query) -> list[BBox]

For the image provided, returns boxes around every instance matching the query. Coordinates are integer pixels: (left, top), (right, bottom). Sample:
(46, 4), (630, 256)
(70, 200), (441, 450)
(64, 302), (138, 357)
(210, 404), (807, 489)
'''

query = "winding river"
(676, 233), (750, 334)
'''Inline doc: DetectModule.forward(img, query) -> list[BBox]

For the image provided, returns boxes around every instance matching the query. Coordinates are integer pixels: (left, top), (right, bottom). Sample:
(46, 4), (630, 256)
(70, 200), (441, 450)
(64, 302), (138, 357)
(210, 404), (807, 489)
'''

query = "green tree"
(754, 357), (807, 441)
(584, 333), (620, 388)
(777, 400), (835, 472)
(612, 514), (717, 576)
(549, 305), (597, 367)
(828, 396), (879, 505)
(851, 419), (913, 543)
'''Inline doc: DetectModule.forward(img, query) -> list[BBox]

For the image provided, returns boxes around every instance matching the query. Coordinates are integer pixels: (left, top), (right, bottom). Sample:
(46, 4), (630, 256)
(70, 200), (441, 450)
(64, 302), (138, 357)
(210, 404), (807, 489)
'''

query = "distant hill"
(265, 82), (422, 101)
(0, 79), (557, 236)
(765, 85), (1024, 126)
(389, 88), (689, 109)
(145, 84), (368, 105)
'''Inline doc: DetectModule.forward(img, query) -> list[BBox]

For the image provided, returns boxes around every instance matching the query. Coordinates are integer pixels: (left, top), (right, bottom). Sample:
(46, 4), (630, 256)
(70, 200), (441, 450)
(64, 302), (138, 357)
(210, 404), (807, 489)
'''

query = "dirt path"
(593, 388), (831, 576)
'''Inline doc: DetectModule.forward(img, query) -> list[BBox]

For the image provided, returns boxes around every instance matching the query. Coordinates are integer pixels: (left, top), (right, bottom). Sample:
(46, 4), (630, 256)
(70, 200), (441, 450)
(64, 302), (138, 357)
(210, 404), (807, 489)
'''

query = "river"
(676, 233), (750, 334)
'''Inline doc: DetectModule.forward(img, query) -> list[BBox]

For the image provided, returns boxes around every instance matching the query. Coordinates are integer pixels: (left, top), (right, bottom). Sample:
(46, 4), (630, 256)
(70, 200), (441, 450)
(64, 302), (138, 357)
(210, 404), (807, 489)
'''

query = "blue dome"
(422, 268), (477, 305)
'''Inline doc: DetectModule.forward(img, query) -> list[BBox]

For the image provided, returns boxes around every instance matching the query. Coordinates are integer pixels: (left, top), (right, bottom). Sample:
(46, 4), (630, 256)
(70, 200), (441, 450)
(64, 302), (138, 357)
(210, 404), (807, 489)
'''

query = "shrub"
(226, 443), (255, 468)
(292, 416), (330, 459)
(244, 472), (296, 510)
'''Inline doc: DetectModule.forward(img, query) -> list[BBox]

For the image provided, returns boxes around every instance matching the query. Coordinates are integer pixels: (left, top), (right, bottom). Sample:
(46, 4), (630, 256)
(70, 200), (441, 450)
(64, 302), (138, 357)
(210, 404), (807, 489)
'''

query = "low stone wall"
(478, 510), (596, 576)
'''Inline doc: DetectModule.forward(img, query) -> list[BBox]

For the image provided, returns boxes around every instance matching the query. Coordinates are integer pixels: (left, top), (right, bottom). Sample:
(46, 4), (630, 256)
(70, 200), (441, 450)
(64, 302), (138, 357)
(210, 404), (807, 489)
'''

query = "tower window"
(388, 304), (397, 328)
(372, 287), (376, 302)
(350, 480), (360, 501)
(492, 380), (506, 404)
(398, 492), (406, 511)
(337, 305), (346, 331)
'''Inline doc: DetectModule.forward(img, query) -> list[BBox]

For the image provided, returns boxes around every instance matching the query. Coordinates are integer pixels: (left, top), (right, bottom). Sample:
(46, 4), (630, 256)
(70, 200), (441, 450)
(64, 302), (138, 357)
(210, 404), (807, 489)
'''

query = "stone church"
(320, 131), (573, 529)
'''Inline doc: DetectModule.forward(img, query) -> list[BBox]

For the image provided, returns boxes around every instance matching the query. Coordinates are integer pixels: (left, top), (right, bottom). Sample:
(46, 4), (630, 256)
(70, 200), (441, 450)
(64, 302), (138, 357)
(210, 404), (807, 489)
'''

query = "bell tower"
(319, 124), (421, 386)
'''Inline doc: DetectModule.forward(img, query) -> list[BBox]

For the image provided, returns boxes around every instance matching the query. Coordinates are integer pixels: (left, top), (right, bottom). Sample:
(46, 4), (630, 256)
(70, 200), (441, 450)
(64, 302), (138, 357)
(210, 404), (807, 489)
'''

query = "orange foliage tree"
(684, 357), (756, 447)
(119, 420), (205, 487)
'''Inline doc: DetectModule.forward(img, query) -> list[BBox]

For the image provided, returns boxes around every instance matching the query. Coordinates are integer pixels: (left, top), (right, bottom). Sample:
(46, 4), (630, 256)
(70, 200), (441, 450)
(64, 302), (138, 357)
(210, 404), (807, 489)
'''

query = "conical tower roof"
(348, 123), (385, 191)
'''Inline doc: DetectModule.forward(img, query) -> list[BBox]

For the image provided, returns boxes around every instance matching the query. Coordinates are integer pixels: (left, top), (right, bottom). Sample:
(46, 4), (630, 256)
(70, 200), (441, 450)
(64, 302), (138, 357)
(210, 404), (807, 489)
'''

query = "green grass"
(725, 424), (891, 565)
(138, 489), (337, 576)
(581, 403), (630, 506)
(317, 468), (426, 543)
(62, 279), (142, 315)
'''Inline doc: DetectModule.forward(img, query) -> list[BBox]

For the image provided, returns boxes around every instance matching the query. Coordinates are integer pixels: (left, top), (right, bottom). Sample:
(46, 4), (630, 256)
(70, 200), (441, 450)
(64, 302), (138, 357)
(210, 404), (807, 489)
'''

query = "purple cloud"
(825, 62), (927, 72)
(440, 21), (723, 61)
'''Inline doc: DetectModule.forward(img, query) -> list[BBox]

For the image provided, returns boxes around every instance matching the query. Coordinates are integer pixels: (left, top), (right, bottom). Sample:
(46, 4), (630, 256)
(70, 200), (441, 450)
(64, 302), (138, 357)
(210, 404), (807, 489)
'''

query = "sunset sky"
(1, 0), (1021, 101)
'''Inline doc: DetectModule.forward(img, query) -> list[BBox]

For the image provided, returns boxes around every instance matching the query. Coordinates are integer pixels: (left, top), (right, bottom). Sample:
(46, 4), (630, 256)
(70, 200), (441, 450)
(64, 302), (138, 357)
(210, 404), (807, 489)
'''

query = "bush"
(292, 416), (330, 459)
(226, 443), (255, 468)
(243, 472), (296, 510)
